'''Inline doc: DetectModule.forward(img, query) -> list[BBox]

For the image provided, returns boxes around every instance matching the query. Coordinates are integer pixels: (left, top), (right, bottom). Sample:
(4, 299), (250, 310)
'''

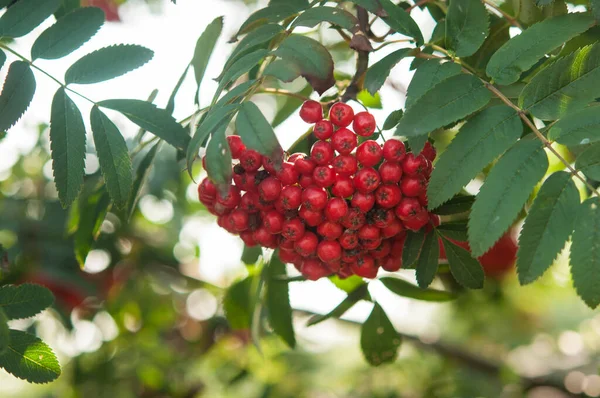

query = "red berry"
(356, 140), (383, 167)
(391, 235), (406, 257)
(421, 141), (437, 161)
(282, 218), (305, 241)
(317, 221), (343, 240)
(240, 192), (260, 213)
(339, 230), (359, 249)
(403, 210), (430, 231)
(331, 175), (355, 198)
(313, 119), (334, 140)
(317, 240), (342, 263)
(299, 100), (323, 123)
(331, 128), (358, 155)
(258, 177), (282, 202)
(400, 175), (426, 197)
(375, 184), (402, 209)
(311, 141), (335, 165)
(277, 162), (299, 186)
(299, 206), (324, 227)
(240, 230), (257, 246)
(395, 197), (423, 220)
(295, 231), (319, 257)
(430, 214), (441, 227)
(382, 139), (406, 163)
(341, 208), (366, 230)
(402, 153), (428, 176)
(263, 210), (284, 234)
(381, 218), (404, 238)
(325, 197), (349, 222)
(372, 208), (395, 228)
(351, 255), (377, 278)
(351, 192), (376, 213)
(364, 239), (385, 252)
(229, 209), (249, 232)
(279, 248), (300, 264)
(354, 167), (381, 193)
(302, 186), (328, 210)
(280, 185), (302, 210)
(418, 191), (429, 207)
(253, 226), (278, 248)
(381, 256), (402, 272)
(227, 135), (246, 159)
(288, 153), (304, 163)
(332, 154), (358, 176)
(341, 249), (359, 264)
(352, 112), (376, 137)
(239, 149), (262, 172)
(329, 102), (354, 127)
(371, 240), (391, 259)
(301, 258), (331, 280)
(279, 237), (296, 250)
(378, 161), (403, 184)
(313, 166), (336, 188)
(217, 185), (241, 208)
(358, 224), (380, 241)
(198, 178), (217, 198)
(299, 174), (314, 188)
(293, 155), (316, 175)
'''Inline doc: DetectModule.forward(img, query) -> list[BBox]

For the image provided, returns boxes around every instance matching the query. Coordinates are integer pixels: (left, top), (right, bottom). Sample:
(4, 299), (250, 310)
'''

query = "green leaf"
(378, 0), (424, 45)
(357, 89), (382, 109)
(31, 7), (104, 60)
(405, 60), (462, 109)
(395, 74), (491, 138)
(215, 49), (270, 100)
(442, 237), (485, 289)
(408, 134), (428, 155)
(593, 0), (600, 23)
(520, 43), (600, 120)
(464, 16), (510, 71)
(347, 0), (384, 15)
(0, 0), (60, 38)
(50, 87), (86, 208)
(166, 65), (189, 115)
(236, 102), (283, 160)
(186, 104), (238, 178)
(242, 245), (262, 265)
(192, 16), (223, 104)
(223, 277), (253, 329)
(382, 110), (403, 130)
(517, 171), (579, 284)
(402, 230), (426, 268)
(570, 197), (600, 308)
(0, 284), (54, 320)
(468, 138), (548, 257)
(0, 61), (36, 132)
(0, 308), (8, 356)
(65, 44), (154, 85)
(427, 106), (522, 209)
(126, 143), (159, 221)
(53, 0), (80, 18)
(548, 107), (600, 146)
(90, 106), (132, 208)
(272, 34), (335, 95)
(576, 143), (600, 181)
(291, 6), (359, 32)
(415, 232), (440, 288)
(74, 185), (110, 266)
(437, 220), (469, 241)
(98, 99), (189, 150)
(0, 49), (5, 71)
(364, 48), (413, 95)
(0, 330), (60, 384)
(265, 252), (295, 348)
(445, 0), (489, 57)
(204, 125), (232, 189)
(486, 13), (595, 85)
(432, 195), (475, 216)
(272, 85), (312, 128)
(236, 4), (302, 38)
(380, 276), (455, 301)
(329, 275), (366, 294)
(360, 303), (401, 366)
(307, 284), (368, 326)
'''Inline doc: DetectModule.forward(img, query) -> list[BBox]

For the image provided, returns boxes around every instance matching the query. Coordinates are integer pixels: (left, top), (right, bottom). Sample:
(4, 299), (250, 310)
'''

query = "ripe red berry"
(280, 185), (302, 210)
(279, 248), (300, 265)
(310, 141), (335, 165)
(282, 218), (305, 241)
(382, 139), (406, 163)
(227, 135), (246, 159)
(277, 162), (299, 186)
(372, 208), (395, 228)
(279, 237), (296, 250)
(421, 141), (437, 161)
(240, 230), (257, 246)
(239, 149), (263, 172)
(403, 210), (430, 231)
(317, 221), (343, 240)
(262, 155), (278, 175)
(381, 256), (402, 272)
(358, 224), (380, 241)
(229, 209), (249, 232)
(313, 166), (336, 188)
(402, 153), (428, 176)
(258, 177), (282, 202)
(302, 186), (328, 210)
(288, 153), (304, 163)
(371, 240), (391, 259)
(299, 174), (314, 188)
(299, 100), (323, 123)
(354, 167), (381, 193)
(351, 192), (375, 213)
(329, 102), (354, 127)
(240, 192), (260, 213)
(253, 226), (278, 248)
(295, 231), (319, 257)
(341, 208), (366, 230)
(378, 161), (403, 184)
(325, 197), (349, 222)
(331, 128), (358, 155)
(331, 175), (355, 198)
(317, 240), (342, 263)
(375, 184), (402, 209)
(293, 155), (316, 175)
(381, 218), (404, 238)
(356, 140), (383, 167)
(301, 258), (331, 280)
(395, 197), (423, 220)
(341, 249), (359, 264)
(332, 154), (358, 176)
(299, 206), (324, 227)
(353, 112), (376, 137)
(262, 210), (284, 234)
(339, 229), (359, 249)
(313, 119), (334, 140)
(217, 185), (241, 208)
(351, 255), (377, 278)
(400, 175), (426, 197)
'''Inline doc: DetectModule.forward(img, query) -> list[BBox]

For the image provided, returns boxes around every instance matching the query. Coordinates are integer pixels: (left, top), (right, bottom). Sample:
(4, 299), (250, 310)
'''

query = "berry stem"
(258, 88), (312, 102)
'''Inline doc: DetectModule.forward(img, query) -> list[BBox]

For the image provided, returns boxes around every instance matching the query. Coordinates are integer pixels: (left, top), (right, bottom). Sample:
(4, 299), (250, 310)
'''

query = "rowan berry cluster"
(198, 100), (439, 281)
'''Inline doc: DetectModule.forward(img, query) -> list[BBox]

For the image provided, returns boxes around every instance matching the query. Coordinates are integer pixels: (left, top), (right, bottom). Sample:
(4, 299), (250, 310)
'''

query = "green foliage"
(415, 232), (441, 288)
(73, 185), (111, 265)
(380, 276), (455, 302)
(191, 16), (223, 103)
(204, 125), (232, 189)
(364, 48), (413, 95)
(548, 106), (600, 146)
(442, 237), (485, 289)
(236, 3), (303, 38)
(404, 60), (461, 109)
(235, 102), (283, 160)
(468, 138), (548, 257)
(571, 198), (600, 308)
(65, 44), (154, 85)
(0, 61), (36, 132)
(126, 143), (159, 220)
(50, 88), (86, 208)
(360, 303), (402, 366)
(402, 230), (426, 268)
(31, 7), (104, 60)
(265, 252), (295, 348)
(0, 284), (54, 319)
(0, 0), (60, 38)
(445, 0), (489, 57)
(0, 309), (7, 356)
(0, 330), (61, 384)
(223, 277), (253, 330)
(378, 0), (423, 45)
(433, 196), (475, 216)
(382, 109), (403, 130)
(307, 284), (368, 326)
(517, 172), (580, 284)
(486, 13), (594, 85)
(291, 6), (358, 32)
(223, 23), (283, 76)
(576, 143), (600, 180)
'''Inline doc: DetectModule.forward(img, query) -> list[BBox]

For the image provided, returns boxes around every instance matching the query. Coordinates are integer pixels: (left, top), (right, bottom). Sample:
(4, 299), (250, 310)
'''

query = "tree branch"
(341, 6), (371, 103)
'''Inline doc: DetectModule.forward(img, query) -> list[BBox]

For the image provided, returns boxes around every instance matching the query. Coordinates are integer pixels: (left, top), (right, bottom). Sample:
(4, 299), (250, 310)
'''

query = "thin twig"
(258, 88), (311, 102)
(482, 0), (523, 30)
(373, 39), (413, 52)
(342, 6), (371, 103)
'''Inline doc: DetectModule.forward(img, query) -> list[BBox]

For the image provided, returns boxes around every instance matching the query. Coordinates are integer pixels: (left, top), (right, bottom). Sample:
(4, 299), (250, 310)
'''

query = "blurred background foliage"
(1, 0), (600, 397)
